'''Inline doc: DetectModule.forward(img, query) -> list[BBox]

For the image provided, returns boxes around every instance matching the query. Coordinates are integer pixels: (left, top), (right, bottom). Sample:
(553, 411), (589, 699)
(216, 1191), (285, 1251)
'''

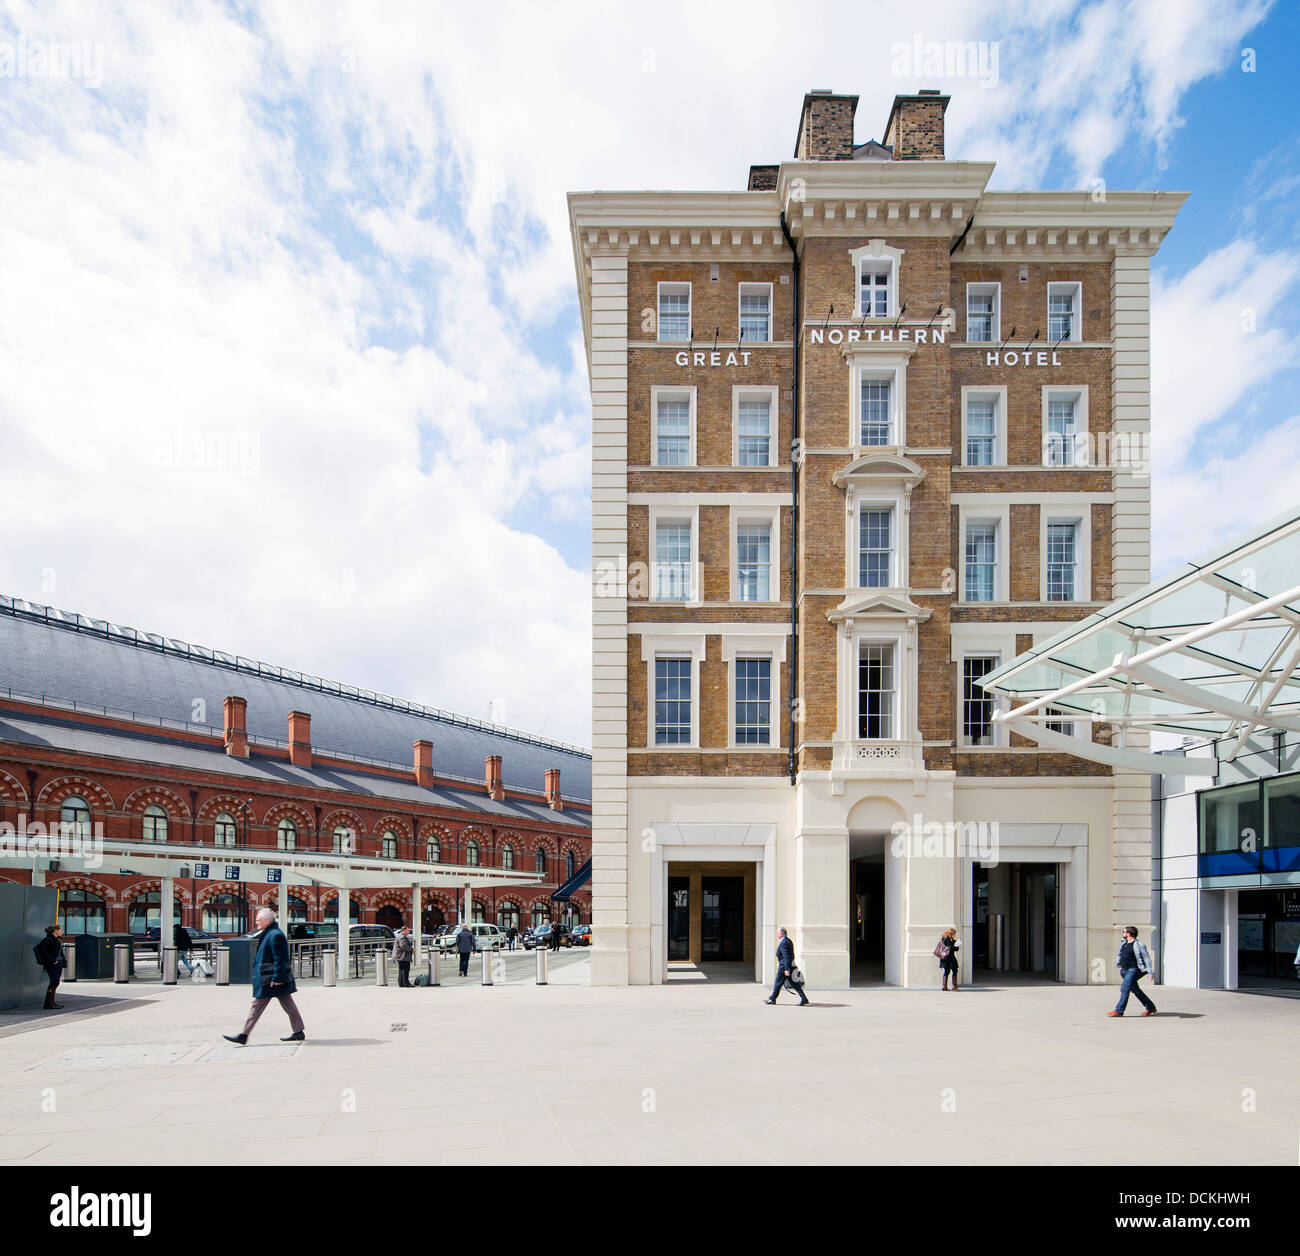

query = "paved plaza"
(0, 957), (1296, 1166)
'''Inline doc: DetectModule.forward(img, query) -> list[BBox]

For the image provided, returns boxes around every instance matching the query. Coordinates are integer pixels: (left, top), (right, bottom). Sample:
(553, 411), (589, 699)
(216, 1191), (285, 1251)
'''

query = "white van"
(435, 923), (504, 953)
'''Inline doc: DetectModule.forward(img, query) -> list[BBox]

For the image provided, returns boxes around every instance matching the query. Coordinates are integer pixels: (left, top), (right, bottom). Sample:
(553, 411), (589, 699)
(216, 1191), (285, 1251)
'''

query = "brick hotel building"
(570, 90), (1185, 987)
(0, 597), (590, 936)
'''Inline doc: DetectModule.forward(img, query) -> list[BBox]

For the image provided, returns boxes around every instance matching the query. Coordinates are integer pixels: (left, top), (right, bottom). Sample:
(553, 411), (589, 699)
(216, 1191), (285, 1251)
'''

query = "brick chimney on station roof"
(793, 89), (859, 160)
(223, 695), (249, 758)
(884, 89), (950, 159)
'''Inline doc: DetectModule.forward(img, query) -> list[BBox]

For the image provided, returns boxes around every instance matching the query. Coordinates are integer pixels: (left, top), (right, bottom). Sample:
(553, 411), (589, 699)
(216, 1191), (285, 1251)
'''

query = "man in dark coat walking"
(173, 922), (195, 975)
(224, 907), (305, 1044)
(34, 924), (66, 1010)
(456, 922), (474, 976)
(765, 926), (809, 1006)
(392, 925), (414, 987)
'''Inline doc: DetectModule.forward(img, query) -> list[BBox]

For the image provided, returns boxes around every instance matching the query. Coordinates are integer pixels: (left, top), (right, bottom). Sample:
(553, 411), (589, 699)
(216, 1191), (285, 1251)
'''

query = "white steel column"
(161, 874), (175, 938)
(412, 885), (422, 955)
(338, 888), (350, 980)
(462, 882), (471, 924)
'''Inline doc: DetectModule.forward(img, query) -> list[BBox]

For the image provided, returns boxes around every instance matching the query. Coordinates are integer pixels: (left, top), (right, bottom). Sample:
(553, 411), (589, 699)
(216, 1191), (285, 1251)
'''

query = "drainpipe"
(780, 210), (801, 785)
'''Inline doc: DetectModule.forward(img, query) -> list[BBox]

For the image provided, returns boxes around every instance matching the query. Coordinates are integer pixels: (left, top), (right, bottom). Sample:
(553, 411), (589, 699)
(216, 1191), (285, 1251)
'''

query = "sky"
(0, 0), (1297, 748)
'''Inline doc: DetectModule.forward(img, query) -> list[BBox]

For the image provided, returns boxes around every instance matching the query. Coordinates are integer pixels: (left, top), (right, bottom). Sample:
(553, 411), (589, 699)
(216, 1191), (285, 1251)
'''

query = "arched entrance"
(375, 904), (403, 930)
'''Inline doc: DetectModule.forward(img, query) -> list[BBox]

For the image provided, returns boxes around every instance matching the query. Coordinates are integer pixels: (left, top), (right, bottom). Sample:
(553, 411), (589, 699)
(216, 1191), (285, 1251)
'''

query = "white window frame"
(849, 241), (904, 319)
(1041, 384), (1090, 467)
(965, 281), (1001, 343)
(732, 385), (779, 468)
(1041, 514), (1092, 603)
(737, 281), (773, 343)
(962, 518), (1001, 604)
(855, 500), (898, 590)
(851, 363), (906, 449)
(648, 505), (700, 605)
(1047, 281), (1083, 343)
(956, 503), (1010, 605)
(855, 635), (901, 742)
(730, 503), (781, 603)
(961, 385), (1007, 467)
(651, 385), (697, 468)
(721, 634), (788, 750)
(657, 281), (692, 343)
(642, 633), (707, 750)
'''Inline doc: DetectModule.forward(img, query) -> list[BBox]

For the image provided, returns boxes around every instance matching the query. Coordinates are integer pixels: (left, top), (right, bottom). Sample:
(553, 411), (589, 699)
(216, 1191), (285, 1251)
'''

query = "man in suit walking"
(224, 907), (305, 1044)
(765, 926), (809, 1006)
(456, 922), (474, 976)
(1108, 925), (1157, 1017)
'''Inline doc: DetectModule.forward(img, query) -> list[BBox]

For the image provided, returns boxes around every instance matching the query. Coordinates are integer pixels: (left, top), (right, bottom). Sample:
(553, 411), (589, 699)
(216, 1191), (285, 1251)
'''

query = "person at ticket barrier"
(223, 907), (306, 1044)
(174, 922), (196, 975)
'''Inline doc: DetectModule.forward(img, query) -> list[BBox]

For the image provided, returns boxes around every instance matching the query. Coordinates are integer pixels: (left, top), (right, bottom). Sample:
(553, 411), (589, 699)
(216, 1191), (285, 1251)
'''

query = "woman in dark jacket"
(34, 924), (65, 1010)
(937, 926), (961, 992)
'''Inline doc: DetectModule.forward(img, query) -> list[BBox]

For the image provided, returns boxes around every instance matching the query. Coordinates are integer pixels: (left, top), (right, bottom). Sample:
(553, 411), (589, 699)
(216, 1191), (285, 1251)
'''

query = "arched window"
(465, 839), (480, 867)
(287, 894), (308, 923)
(323, 896), (360, 923)
(142, 804), (169, 843)
(277, 819), (297, 852)
(381, 830), (397, 859)
(498, 902), (520, 930)
(566, 850), (576, 881)
(202, 892), (248, 935)
(426, 835), (442, 863)
(472, 901), (485, 923)
(59, 888), (106, 935)
(502, 844), (515, 870)
(536, 847), (547, 877)
(60, 796), (91, 838)
(333, 825), (353, 855)
(563, 902), (580, 928)
(530, 903), (549, 928)
(214, 812), (237, 848)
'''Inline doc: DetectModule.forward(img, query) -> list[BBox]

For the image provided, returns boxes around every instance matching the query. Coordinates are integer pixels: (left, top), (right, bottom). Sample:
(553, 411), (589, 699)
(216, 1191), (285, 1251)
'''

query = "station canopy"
(980, 505), (1300, 776)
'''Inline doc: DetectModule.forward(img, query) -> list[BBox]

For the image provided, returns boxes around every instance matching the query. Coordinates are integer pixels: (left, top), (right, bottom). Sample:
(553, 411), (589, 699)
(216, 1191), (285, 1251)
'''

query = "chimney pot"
(223, 696), (249, 758)
(414, 739), (434, 788)
(288, 710), (312, 769)
(485, 754), (504, 802)
(545, 768), (563, 812)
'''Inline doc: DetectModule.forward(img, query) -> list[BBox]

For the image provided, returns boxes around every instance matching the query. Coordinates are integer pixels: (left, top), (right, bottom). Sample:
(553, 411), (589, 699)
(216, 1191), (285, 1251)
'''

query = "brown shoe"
(1107, 1011), (1123, 1017)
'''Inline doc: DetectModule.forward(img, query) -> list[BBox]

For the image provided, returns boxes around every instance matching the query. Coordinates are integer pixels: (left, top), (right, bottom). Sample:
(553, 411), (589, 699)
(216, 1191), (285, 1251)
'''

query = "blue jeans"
(1114, 967), (1156, 1013)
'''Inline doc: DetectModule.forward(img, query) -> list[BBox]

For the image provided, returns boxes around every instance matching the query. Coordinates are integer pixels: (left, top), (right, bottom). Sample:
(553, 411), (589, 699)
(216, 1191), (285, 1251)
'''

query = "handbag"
(934, 941), (952, 960)
(785, 965), (803, 988)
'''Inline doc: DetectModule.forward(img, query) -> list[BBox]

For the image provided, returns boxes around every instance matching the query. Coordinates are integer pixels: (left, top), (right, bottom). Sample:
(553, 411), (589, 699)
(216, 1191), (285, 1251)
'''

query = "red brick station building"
(0, 596), (591, 938)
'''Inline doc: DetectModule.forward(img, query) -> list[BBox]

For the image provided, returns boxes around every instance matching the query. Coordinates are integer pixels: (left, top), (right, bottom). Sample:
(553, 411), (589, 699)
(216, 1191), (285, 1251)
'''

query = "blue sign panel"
(225, 865), (240, 881)
(267, 868), (282, 884)
(1200, 932), (1221, 945)
(193, 863), (210, 879)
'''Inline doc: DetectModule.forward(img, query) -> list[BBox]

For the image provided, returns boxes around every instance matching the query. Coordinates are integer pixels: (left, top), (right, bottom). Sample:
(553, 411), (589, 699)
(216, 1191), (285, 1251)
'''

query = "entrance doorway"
(978, 861), (1059, 981)
(1238, 887), (1300, 996)
(664, 862), (755, 979)
(375, 904), (403, 930)
(849, 833), (888, 985)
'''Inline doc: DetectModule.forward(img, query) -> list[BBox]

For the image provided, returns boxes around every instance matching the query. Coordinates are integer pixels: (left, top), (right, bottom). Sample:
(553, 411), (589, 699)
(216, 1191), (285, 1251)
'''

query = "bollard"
(376, 949), (389, 986)
(536, 945), (548, 985)
(162, 947), (178, 985)
(61, 941), (76, 983)
(427, 945), (440, 987)
(480, 949), (493, 985)
(323, 952), (337, 987)
(215, 946), (230, 986)
(113, 943), (131, 984)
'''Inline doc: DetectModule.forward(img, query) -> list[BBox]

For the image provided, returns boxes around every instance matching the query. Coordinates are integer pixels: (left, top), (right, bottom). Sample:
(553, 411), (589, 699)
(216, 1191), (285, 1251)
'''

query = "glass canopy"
(979, 505), (1300, 775)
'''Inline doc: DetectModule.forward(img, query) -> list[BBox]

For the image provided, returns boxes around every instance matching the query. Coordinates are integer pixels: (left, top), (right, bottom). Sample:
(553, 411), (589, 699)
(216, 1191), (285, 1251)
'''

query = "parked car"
(570, 925), (592, 947)
(434, 923), (505, 953)
(289, 922), (394, 943)
(524, 924), (573, 950)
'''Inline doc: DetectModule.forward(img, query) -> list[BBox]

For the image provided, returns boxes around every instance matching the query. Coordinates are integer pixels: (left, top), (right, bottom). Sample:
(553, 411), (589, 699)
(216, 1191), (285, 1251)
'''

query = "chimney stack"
(485, 754), (504, 802)
(223, 696), (249, 758)
(884, 90), (949, 160)
(288, 710), (312, 768)
(545, 768), (563, 812)
(794, 89), (858, 161)
(414, 739), (434, 788)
